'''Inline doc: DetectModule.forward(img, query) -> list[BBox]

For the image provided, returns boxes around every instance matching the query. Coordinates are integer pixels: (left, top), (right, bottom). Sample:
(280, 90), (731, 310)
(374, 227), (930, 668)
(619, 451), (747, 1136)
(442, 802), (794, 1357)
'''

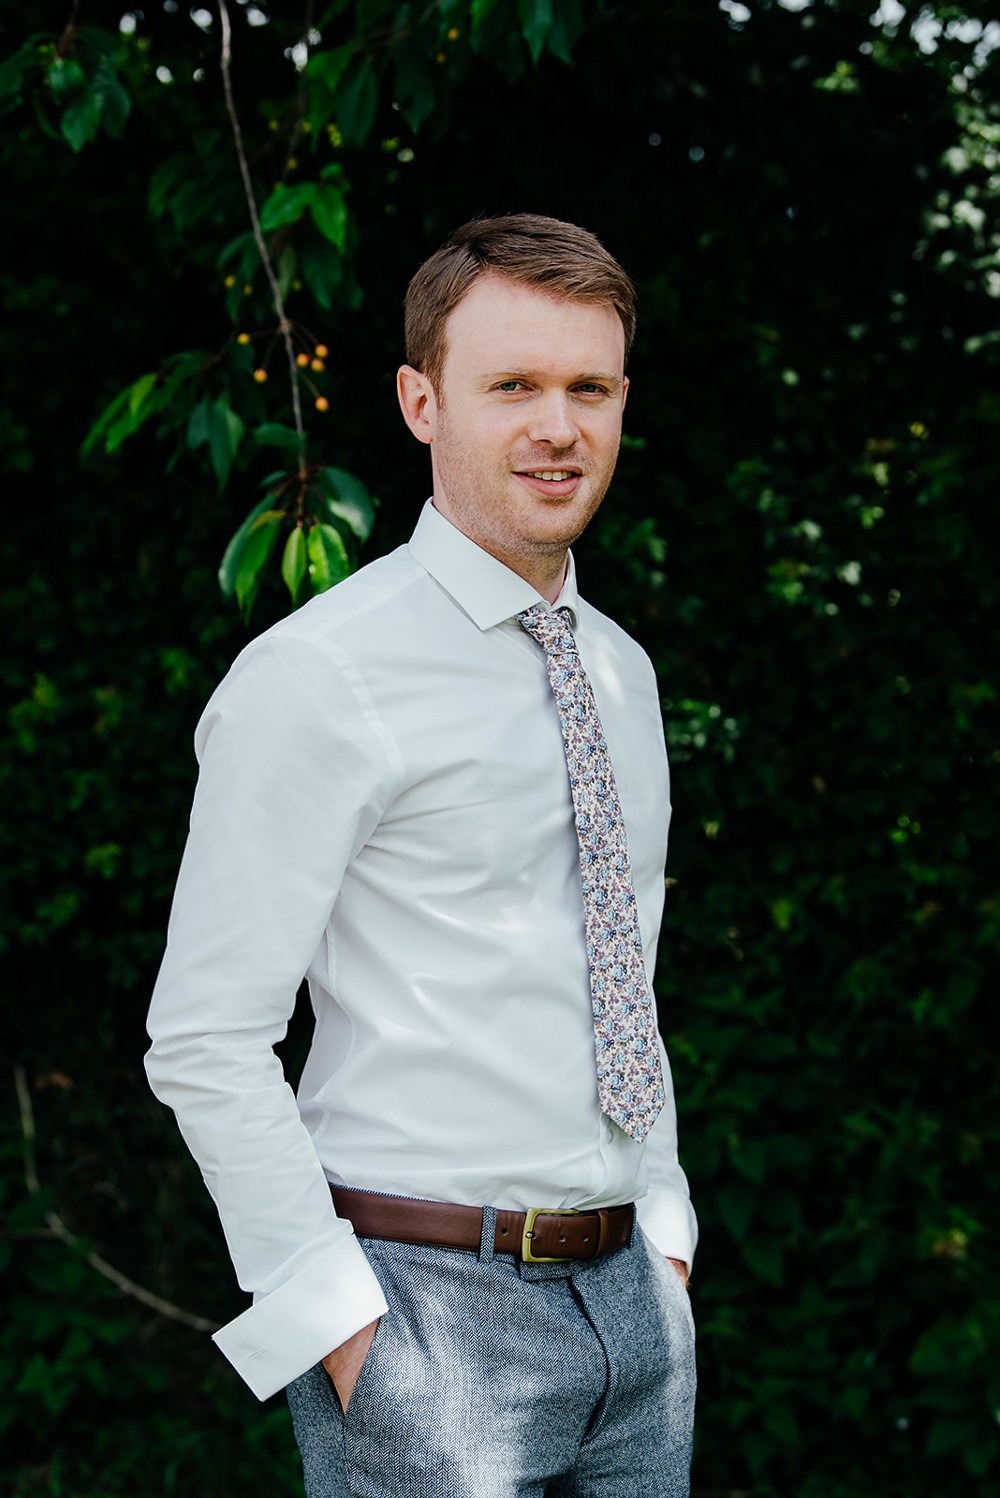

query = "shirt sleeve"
(144, 634), (396, 1400)
(629, 648), (697, 1267)
(636, 1034), (699, 1268)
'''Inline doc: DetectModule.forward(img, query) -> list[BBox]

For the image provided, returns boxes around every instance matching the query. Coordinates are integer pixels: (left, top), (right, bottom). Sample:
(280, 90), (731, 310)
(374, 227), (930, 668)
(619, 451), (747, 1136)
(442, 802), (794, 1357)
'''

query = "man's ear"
(397, 365), (437, 446)
(621, 374), (629, 413)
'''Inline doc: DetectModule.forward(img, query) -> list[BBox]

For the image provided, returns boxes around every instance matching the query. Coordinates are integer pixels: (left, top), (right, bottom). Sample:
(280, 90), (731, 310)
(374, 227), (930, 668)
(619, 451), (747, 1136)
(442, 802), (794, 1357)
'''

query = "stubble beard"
(433, 421), (619, 571)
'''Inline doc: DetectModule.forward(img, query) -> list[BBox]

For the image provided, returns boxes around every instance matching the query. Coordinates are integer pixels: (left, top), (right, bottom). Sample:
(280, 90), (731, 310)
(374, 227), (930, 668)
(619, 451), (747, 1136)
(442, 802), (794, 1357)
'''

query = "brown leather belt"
(330, 1185), (634, 1264)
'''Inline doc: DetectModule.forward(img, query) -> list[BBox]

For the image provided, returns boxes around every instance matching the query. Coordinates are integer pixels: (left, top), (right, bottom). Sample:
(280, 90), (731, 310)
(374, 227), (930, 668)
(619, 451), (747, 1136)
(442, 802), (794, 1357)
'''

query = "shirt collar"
(407, 500), (580, 632)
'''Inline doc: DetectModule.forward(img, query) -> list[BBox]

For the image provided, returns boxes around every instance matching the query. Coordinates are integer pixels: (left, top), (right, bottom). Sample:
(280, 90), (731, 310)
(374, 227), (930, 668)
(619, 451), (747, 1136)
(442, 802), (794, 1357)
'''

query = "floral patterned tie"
(518, 604), (666, 1143)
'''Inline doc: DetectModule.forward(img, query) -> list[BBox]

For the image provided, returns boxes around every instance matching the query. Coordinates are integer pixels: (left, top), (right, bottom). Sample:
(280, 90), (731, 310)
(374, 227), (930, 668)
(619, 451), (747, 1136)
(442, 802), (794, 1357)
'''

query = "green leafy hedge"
(1, 2), (996, 1493)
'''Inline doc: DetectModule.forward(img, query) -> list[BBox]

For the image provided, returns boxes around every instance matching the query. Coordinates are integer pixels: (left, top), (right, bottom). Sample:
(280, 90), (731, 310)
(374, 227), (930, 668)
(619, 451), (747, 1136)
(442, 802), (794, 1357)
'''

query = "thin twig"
(57, 0), (82, 54)
(13, 1065), (215, 1334)
(218, 0), (307, 473)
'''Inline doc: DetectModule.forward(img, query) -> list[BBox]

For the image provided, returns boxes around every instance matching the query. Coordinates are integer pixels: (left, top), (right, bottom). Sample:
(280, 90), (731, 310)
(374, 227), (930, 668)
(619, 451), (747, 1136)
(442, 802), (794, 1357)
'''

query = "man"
(146, 214), (697, 1497)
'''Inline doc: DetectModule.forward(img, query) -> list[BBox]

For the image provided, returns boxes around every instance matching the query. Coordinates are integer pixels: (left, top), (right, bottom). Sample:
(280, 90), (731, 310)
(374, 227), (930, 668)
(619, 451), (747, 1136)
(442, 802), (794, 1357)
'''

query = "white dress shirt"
(145, 500), (697, 1401)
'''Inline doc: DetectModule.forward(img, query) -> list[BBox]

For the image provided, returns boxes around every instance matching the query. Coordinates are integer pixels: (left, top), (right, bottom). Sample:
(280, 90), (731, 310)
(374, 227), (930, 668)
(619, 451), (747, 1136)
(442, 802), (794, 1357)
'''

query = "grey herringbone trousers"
(286, 1212), (695, 1497)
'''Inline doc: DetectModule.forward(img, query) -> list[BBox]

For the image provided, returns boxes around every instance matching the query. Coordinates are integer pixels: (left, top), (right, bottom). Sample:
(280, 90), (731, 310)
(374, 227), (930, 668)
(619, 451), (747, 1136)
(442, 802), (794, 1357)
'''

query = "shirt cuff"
(636, 1187), (699, 1269)
(211, 1231), (389, 1401)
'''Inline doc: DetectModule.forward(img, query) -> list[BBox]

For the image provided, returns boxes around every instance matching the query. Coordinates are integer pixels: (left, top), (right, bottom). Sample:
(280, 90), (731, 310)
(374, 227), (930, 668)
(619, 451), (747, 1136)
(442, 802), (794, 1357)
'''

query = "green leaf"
(81, 372), (159, 458)
(307, 522), (351, 594)
(218, 497), (280, 597)
(518, 0), (554, 63)
(60, 85), (102, 152)
(336, 60), (377, 144)
(187, 397), (244, 489)
(964, 1428), (999, 1477)
(128, 372), (157, 416)
(305, 43), (354, 134)
(0, 42), (38, 113)
(309, 183), (348, 249)
(470, 0), (502, 43)
(716, 1183), (756, 1240)
(47, 57), (86, 99)
(276, 242), (297, 302)
(217, 230), (256, 269)
(301, 231), (343, 311)
(76, 25), (120, 61)
(281, 526), (309, 602)
(232, 510), (285, 619)
(393, 47), (436, 132)
(90, 50), (131, 138)
(926, 1417), (981, 1458)
(260, 182), (315, 233)
(320, 467), (376, 540)
(741, 1237), (784, 1286)
(547, 0), (585, 65)
(149, 154), (195, 224)
(157, 350), (204, 408)
(762, 1402), (798, 1447)
(254, 423), (301, 454)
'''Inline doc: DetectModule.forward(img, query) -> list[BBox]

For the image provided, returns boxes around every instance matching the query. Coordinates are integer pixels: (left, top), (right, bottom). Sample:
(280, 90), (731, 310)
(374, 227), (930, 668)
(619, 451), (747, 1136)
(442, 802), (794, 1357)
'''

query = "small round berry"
(253, 368), (268, 384)
(315, 343), (329, 358)
(224, 274), (236, 288)
(315, 396), (329, 412)
(311, 358), (325, 372)
(237, 332), (251, 345)
(296, 353), (309, 367)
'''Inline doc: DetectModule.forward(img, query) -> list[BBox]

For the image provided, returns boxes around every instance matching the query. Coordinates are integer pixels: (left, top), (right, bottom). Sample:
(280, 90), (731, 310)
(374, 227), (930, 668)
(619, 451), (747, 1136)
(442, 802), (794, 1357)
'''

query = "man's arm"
(145, 634), (395, 1399)
(635, 1035), (698, 1275)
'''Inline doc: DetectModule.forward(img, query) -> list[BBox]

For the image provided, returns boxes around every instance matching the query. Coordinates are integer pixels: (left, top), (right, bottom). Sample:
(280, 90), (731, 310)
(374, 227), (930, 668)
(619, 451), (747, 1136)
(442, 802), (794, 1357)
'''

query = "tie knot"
(518, 604), (577, 655)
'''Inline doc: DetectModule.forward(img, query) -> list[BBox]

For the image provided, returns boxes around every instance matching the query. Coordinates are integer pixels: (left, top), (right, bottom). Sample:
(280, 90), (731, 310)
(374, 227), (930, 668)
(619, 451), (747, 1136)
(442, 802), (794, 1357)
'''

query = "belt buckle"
(521, 1206), (580, 1263)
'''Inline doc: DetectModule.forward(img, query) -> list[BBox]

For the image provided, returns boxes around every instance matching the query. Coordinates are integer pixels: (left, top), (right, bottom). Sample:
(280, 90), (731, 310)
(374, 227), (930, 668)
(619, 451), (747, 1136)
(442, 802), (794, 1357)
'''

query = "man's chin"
(520, 494), (605, 547)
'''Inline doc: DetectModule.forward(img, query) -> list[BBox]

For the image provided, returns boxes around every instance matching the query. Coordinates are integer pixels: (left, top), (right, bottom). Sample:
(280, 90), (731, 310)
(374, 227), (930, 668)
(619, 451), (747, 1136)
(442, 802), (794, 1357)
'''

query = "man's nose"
(526, 392), (581, 449)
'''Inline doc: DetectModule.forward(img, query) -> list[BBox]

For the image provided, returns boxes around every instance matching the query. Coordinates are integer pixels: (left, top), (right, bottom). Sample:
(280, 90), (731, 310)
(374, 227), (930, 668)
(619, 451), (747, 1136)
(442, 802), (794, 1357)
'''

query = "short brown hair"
(404, 214), (636, 393)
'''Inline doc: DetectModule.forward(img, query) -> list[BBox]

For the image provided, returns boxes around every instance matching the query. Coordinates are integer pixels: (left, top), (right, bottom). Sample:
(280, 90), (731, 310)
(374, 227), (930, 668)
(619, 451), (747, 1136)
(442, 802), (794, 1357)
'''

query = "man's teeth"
(525, 471), (575, 481)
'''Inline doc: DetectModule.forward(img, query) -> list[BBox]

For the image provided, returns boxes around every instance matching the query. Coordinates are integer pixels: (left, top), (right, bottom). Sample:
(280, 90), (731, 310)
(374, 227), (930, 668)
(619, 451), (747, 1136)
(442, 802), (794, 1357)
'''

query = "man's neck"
(430, 500), (569, 603)
(530, 553), (570, 604)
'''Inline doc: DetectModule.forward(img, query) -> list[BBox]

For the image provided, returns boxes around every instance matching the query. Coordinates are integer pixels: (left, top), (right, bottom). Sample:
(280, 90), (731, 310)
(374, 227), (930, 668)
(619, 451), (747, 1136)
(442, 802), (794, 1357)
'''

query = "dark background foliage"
(1, 1), (997, 1493)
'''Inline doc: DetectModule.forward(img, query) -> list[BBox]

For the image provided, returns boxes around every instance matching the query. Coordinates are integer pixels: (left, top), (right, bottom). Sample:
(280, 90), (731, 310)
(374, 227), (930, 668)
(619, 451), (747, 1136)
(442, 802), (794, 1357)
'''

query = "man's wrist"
(666, 1256), (689, 1289)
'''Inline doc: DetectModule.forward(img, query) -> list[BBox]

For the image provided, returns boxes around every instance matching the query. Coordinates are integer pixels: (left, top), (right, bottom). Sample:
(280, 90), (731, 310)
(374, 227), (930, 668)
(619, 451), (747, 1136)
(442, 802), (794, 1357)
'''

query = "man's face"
(400, 274), (628, 585)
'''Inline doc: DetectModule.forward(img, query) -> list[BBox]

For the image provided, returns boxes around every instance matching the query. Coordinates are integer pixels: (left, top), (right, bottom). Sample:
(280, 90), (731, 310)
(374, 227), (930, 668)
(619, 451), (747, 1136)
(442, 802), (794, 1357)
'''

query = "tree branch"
(13, 1065), (215, 1335)
(218, 0), (307, 473)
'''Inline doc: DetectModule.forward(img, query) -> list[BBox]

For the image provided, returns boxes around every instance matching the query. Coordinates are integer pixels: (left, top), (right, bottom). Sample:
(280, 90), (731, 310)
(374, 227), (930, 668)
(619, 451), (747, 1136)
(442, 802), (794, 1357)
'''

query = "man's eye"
(496, 380), (525, 393)
(574, 383), (607, 396)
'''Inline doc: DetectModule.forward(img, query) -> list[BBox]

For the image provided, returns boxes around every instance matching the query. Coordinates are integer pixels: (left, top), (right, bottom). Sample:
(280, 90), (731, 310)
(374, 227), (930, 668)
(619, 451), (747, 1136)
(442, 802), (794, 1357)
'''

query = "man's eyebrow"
(481, 369), (624, 391)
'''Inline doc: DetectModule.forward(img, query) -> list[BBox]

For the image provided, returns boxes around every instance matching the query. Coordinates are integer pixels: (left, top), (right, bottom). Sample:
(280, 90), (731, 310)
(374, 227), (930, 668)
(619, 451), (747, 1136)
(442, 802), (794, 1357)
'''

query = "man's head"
(397, 216), (635, 602)
(404, 214), (636, 398)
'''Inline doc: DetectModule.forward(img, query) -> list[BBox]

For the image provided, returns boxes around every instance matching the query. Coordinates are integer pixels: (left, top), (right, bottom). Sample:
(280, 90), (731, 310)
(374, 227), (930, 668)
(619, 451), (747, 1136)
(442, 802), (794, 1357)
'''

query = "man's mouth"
(514, 467), (584, 497)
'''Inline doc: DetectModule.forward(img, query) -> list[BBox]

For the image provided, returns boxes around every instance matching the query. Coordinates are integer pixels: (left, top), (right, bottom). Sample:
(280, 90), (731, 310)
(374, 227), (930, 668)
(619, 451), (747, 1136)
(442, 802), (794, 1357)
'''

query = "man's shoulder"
(576, 594), (657, 681)
(252, 542), (424, 654)
(198, 544), (427, 741)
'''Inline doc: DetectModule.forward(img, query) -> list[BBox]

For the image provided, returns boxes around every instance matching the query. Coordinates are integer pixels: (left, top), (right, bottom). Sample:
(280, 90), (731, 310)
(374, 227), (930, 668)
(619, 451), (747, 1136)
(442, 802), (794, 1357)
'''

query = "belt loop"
(595, 1208), (610, 1257)
(479, 1205), (496, 1263)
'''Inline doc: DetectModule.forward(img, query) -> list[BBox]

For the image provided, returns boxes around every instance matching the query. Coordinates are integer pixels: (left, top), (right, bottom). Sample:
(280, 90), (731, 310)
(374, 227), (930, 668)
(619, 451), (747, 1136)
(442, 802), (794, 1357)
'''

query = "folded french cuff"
(211, 1232), (389, 1401)
(636, 1188), (699, 1270)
